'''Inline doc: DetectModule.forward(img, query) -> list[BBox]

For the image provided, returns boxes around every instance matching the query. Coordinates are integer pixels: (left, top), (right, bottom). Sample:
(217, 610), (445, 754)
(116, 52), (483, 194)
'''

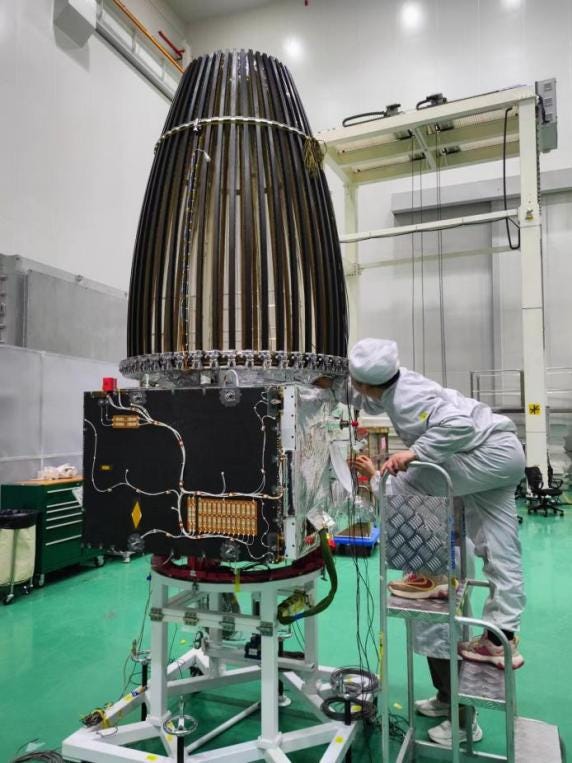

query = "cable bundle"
(10, 753), (63, 763)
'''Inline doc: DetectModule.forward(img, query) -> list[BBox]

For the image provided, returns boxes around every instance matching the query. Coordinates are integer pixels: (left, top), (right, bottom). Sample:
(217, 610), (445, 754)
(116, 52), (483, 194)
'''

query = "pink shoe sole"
(459, 647), (525, 671)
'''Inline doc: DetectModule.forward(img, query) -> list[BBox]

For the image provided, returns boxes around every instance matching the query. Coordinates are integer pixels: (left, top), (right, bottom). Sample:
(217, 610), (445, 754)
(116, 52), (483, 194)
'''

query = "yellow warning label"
(528, 403), (542, 416)
(132, 501), (142, 528)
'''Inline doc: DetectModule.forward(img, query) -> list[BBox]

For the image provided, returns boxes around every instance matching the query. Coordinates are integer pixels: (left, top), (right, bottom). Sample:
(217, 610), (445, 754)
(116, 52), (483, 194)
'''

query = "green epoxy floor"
(1, 508), (571, 761)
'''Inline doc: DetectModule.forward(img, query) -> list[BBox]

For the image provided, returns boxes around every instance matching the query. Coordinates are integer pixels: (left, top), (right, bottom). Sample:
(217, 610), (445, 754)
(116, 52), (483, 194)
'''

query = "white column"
(519, 97), (549, 479)
(148, 574), (169, 724)
(344, 182), (360, 348)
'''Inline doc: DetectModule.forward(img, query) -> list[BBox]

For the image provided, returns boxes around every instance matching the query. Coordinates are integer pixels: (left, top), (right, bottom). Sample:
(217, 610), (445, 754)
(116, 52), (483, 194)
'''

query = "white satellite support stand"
(63, 567), (360, 763)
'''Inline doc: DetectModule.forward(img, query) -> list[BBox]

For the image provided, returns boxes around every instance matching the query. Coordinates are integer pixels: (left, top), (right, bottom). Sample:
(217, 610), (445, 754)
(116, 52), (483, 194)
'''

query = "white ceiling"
(164, 0), (281, 25)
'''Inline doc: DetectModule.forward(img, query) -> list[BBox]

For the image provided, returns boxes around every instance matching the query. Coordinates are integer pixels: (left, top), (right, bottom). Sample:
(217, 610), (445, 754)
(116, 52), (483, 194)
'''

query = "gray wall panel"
(0, 347), (42, 462)
(0, 254), (127, 363)
(0, 345), (135, 484)
(25, 271), (127, 362)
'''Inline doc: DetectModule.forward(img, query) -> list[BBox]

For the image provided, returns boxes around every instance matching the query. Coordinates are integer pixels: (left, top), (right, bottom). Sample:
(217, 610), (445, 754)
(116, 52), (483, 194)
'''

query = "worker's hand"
(350, 454), (376, 479)
(381, 450), (416, 476)
(313, 376), (334, 389)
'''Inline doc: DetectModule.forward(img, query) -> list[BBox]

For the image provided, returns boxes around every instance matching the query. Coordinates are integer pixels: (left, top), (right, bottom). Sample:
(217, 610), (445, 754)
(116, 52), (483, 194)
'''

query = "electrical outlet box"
(536, 78), (558, 152)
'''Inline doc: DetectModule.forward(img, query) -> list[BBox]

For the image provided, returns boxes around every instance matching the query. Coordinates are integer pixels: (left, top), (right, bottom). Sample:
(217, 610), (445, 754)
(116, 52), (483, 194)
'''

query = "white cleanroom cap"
(349, 338), (400, 385)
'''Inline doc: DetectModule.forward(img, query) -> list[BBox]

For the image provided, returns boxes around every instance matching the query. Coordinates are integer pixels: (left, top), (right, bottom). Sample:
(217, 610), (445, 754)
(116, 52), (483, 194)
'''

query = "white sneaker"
(428, 718), (483, 747)
(415, 695), (450, 718)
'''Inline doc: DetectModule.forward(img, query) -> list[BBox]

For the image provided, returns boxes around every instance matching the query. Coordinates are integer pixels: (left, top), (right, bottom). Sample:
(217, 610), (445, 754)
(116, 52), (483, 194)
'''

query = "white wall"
(187, 0), (572, 396)
(187, 0), (572, 238)
(187, 0), (572, 169)
(0, 0), (177, 291)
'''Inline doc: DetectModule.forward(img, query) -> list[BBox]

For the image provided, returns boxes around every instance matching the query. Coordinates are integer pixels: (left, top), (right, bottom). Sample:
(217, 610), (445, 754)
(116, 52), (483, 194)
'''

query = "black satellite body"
(83, 50), (348, 563)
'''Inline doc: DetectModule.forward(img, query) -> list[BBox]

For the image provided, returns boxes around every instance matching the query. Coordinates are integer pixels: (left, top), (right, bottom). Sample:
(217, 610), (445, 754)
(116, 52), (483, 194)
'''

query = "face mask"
(362, 394), (385, 412)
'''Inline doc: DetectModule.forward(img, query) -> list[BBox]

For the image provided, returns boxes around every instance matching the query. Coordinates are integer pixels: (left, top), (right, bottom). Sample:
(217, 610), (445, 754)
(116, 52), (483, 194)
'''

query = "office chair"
(524, 466), (569, 517)
(514, 476), (527, 524)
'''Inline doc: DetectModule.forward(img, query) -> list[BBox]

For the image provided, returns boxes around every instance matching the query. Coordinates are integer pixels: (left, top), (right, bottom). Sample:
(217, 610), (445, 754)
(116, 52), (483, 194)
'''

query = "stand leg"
(259, 585), (280, 747)
(148, 575), (168, 724)
(304, 580), (318, 669)
(278, 639), (286, 704)
(141, 661), (149, 721)
(208, 592), (224, 677)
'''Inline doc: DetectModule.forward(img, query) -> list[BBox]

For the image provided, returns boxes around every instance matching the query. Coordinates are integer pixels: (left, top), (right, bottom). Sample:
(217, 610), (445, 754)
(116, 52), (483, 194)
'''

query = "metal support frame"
(62, 569), (359, 763)
(518, 98), (548, 479)
(339, 209), (520, 244)
(344, 183), (360, 348)
(318, 85), (550, 480)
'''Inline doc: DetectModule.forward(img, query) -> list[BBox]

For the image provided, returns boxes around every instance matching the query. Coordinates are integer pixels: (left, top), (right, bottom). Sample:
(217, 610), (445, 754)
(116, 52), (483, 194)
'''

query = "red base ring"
(152, 548), (324, 583)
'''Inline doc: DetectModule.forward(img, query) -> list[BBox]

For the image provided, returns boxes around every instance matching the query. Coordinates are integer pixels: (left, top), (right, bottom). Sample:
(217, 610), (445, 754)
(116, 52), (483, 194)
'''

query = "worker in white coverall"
(322, 338), (526, 747)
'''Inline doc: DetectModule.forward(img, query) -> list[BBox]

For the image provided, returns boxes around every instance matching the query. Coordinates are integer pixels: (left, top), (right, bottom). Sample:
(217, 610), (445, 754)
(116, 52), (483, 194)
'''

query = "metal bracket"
(150, 607), (164, 622)
(129, 389), (147, 405)
(259, 621), (274, 637)
(184, 610), (199, 626)
(280, 386), (296, 451)
(219, 387), (241, 407)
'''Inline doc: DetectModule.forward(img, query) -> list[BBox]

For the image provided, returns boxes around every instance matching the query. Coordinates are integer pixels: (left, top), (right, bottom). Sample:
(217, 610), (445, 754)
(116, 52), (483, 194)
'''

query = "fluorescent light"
(400, 2), (424, 31)
(283, 36), (304, 61)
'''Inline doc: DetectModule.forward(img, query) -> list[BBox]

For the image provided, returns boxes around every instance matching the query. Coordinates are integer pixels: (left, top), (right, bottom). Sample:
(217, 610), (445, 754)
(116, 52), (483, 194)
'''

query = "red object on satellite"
(102, 377), (117, 392)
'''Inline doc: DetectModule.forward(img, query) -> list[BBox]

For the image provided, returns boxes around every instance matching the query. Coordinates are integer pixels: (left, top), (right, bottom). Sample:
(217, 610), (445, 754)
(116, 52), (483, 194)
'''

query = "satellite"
(83, 49), (348, 567)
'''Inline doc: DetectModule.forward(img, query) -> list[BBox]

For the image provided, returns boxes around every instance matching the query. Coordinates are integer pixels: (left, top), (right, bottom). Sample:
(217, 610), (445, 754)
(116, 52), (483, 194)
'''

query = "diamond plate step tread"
(385, 494), (450, 573)
(515, 717), (561, 763)
(387, 581), (466, 621)
(459, 661), (506, 706)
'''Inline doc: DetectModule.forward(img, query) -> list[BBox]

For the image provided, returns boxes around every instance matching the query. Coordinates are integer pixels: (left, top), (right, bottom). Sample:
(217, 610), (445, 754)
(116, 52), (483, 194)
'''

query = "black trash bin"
(0, 509), (38, 604)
